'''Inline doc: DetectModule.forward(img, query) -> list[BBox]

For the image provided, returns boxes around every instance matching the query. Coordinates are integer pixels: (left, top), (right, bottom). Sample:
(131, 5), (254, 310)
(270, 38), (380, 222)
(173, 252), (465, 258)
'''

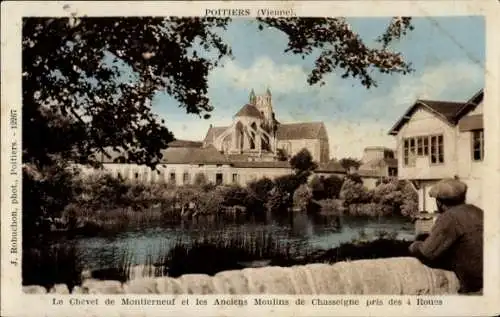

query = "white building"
(388, 89), (484, 213)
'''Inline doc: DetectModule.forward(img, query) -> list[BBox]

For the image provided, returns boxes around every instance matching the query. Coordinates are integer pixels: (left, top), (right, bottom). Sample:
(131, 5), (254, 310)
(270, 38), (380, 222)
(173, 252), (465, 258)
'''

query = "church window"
(250, 132), (256, 149)
(232, 173), (239, 184)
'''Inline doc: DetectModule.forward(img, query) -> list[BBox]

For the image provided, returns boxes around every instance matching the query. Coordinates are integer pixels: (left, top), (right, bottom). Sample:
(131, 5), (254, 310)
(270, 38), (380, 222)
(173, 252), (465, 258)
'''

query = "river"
(65, 214), (415, 272)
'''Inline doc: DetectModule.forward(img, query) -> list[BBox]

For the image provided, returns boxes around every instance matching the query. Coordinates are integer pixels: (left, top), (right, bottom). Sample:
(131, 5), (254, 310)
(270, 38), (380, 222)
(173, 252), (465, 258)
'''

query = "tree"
(247, 177), (274, 202)
(339, 179), (372, 205)
(293, 184), (313, 210)
(23, 16), (414, 170)
(339, 157), (362, 172)
(290, 148), (318, 173)
(322, 175), (344, 199)
(345, 173), (363, 184)
(309, 175), (325, 200)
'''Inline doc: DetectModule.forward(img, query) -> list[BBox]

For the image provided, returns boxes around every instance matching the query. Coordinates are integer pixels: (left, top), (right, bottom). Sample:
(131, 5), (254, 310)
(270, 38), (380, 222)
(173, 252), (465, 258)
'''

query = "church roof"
(203, 121), (328, 145)
(316, 160), (346, 173)
(203, 126), (228, 144)
(168, 139), (203, 148)
(276, 122), (327, 140)
(234, 104), (263, 118)
(161, 146), (229, 165)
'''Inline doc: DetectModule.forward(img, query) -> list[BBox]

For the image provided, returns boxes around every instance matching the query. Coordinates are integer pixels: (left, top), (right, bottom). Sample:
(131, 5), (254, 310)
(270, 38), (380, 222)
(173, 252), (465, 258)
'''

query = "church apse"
(204, 88), (330, 164)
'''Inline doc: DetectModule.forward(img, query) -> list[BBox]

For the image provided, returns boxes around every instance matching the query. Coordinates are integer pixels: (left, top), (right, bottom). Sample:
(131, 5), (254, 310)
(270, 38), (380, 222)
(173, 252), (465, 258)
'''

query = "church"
(203, 89), (330, 163)
(95, 89), (336, 187)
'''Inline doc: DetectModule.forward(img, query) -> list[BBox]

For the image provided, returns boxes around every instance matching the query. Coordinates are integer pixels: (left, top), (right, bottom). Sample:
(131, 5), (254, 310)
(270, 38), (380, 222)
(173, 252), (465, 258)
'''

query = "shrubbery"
(293, 184), (313, 209)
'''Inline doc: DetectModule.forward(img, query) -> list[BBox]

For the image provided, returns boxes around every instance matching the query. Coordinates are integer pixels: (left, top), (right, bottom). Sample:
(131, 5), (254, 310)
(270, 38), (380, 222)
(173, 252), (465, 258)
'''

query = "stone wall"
(23, 257), (460, 295)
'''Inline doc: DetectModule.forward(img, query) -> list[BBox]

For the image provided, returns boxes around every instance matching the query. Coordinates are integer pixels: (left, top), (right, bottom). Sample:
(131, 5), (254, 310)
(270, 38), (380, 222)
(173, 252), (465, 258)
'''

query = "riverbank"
(36, 171), (418, 236)
(23, 231), (414, 290)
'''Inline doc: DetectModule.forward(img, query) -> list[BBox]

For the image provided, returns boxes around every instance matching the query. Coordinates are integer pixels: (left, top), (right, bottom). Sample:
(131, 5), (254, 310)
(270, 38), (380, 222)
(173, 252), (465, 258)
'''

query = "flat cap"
(429, 178), (467, 201)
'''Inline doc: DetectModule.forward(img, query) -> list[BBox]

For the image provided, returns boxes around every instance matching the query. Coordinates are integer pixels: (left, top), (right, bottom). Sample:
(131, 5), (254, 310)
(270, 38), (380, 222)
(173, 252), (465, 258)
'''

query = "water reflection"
(62, 213), (413, 272)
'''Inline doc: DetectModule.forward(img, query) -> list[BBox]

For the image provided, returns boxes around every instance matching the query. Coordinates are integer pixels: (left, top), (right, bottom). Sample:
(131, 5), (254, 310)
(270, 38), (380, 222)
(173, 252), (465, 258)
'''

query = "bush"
(290, 148), (317, 172)
(400, 183), (418, 218)
(247, 177), (274, 202)
(309, 175), (325, 200)
(293, 184), (313, 209)
(339, 179), (372, 205)
(23, 161), (83, 241)
(218, 185), (250, 207)
(345, 173), (363, 184)
(322, 175), (344, 199)
(371, 179), (418, 218)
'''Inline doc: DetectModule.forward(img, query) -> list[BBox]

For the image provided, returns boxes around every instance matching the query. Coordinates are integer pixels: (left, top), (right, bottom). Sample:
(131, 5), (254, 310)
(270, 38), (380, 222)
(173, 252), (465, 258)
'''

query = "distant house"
(315, 160), (348, 179)
(389, 89), (484, 213)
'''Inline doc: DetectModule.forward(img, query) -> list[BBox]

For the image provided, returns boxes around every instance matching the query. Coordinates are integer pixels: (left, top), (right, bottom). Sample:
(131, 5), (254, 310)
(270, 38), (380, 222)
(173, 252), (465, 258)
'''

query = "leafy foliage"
(339, 157), (362, 171)
(309, 175), (326, 200)
(23, 17), (413, 170)
(345, 173), (363, 184)
(290, 148), (318, 173)
(257, 17), (413, 87)
(22, 161), (83, 241)
(322, 175), (344, 199)
(339, 179), (372, 205)
(247, 177), (274, 202)
(293, 184), (313, 209)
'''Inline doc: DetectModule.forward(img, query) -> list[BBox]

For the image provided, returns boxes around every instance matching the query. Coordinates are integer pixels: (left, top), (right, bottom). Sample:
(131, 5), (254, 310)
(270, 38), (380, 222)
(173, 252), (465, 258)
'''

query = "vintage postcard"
(1, 1), (499, 316)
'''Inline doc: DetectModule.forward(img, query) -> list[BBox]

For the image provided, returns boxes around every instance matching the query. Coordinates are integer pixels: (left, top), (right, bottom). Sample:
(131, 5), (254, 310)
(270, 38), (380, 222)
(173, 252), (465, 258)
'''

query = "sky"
(151, 16), (485, 159)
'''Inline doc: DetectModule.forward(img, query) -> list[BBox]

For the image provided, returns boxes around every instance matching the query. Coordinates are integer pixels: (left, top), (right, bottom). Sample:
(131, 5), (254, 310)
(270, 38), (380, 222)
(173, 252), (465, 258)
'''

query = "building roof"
(234, 104), (263, 118)
(203, 126), (229, 144)
(168, 140), (203, 148)
(231, 161), (291, 168)
(458, 114), (483, 132)
(364, 146), (395, 152)
(203, 121), (328, 145)
(360, 157), (398, 170)
(316, 160), (346, 173)
(276, 122), (327, 140)
(389, 89), (484, 135)
(161, 146), (229, 165)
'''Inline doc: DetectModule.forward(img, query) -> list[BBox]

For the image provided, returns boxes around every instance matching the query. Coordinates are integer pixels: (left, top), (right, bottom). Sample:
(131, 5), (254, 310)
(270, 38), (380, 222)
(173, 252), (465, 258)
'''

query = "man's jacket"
(409, 204), (483, 293)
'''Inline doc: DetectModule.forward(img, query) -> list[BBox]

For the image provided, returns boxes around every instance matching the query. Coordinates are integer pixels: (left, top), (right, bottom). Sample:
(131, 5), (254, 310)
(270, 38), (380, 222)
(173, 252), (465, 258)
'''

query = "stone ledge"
(23, 257), (460, 295)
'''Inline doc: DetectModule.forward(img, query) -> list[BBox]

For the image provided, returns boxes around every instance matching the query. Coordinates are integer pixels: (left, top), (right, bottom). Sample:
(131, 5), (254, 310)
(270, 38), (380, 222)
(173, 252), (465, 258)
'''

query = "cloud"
(209, 56), (337, 94)
(365, 60), (484, 120)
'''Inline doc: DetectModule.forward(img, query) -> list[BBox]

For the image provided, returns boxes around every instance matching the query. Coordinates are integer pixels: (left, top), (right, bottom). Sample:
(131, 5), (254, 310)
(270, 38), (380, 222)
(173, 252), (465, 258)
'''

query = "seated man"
(408, 178), (483, 294)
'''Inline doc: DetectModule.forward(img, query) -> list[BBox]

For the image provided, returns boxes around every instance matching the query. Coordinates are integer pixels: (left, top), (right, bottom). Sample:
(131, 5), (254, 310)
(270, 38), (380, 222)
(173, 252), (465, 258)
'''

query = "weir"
(23, 257), (460, 295)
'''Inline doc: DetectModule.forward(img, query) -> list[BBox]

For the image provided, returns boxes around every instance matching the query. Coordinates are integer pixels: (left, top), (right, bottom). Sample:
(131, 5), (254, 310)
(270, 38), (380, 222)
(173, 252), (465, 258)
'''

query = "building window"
(472, 130), (484, 161)
(216, 173), (223, 185)
(183, 172), (190, 184)
(216, 164), (222, 167)
(232, 173), (238, 184)
(135, 172), (139, 179)
(430, 135), (444, 164)
(169, 172), (176, 184)
(388, 167), (398, 177)
(403, 134), (444, 166)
